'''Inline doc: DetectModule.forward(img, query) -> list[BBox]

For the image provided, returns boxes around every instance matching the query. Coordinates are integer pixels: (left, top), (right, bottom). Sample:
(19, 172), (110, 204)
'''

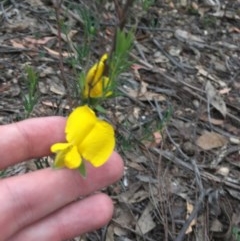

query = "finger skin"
(0, 117), (66, 169)
(7, 193), (113, 241)
(0, 152), (123, 241)
(0, 117), (123, 240)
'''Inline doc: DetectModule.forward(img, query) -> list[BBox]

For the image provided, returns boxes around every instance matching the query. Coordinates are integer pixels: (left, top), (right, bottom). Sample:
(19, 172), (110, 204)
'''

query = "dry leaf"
(6, 21), (30, 31)
(153, 51), (168, 63)
(205, 81), (227, 117)
(127, 162), (145, 171)
(197, 67), (226, 87)
(143, 131), (163, 148)
(25, 36), (55, 45)
(196, 131), (228, 150)
(140, 81), (148, 95)
(229, 27), (240, 33)
(169, 1), (175, 8)
(133, 107), (140, 119)
(153, 131), (162, 145)
(140, 92), (166, 102)
(119, 183), (142, 203)
(200, 114), (224, 125)
(132, 65), (141, 80)
(131, 64), (148, 71)
(191, 2), (199, 10)
(210, 219), (223, 232)
(136, 202), (156, 235)
(180, 0), (188, 7)
(175, 29), (205, 44)
(128, 189), (149, 203)
(41, 100), (70, 110)
(10, 40), (26, 49)
(185, 202), (196, 234)
(44, 47), (74, 58)
(114, 205), (134, 237)
(215, 41), (238, 50)
(49, 24), (77, 42)
(10, 36), (55, 50)
(125, 82), (166, 102)
(113, 226), (129, 237)
(27, 0), (44, 6)
(219, 87), (231, 95)
(106, 224), (114, 241)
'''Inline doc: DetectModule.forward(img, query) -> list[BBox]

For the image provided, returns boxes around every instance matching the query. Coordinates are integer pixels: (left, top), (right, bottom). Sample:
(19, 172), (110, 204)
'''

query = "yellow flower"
(51, 105), (115, 169)
(83, 54), (112, 98)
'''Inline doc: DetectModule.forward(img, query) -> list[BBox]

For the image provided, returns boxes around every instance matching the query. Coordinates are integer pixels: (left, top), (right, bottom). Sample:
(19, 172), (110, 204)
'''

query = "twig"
(134, 40), (148, 63)
(61, 4), (84, 24)
(151, 149), (240, 191)
(153, 99), (190, 160)
(118, 0), (135, 30)
(0, 1), (12, 23)
(174, 191), (207, 241)
(110, 0), (135, 58)
(152, 38), (197, 74)
(206, 91), (214, 131)
(130, 52), (156, 70)
(0, 45), (35, 53)
(154, 99), (203, 192)
(133, 54), (240, 130)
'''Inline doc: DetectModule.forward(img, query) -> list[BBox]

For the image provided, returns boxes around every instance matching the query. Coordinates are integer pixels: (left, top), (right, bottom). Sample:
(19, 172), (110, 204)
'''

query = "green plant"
(187, 6), (199, 16)
(109, 28), (134, 91)
(75, 28), (134, 109)
(78, 7), (98, 38)
(232, 226), (240, 241)
(201, 16), (217, 29)
(23, 65), (39, 118)
(74, 4), (98, 64)
(141, 0), (155, 10)
(118, 133), (135, 152)
(53, 1), (135, 111)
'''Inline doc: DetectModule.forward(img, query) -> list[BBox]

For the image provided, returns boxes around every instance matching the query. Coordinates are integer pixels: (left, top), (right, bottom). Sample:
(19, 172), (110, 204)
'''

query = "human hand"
(0, 117), (123, 241)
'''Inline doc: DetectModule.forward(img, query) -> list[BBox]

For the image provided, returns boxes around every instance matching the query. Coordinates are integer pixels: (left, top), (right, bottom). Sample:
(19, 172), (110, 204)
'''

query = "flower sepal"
(78, 161), (86, 177)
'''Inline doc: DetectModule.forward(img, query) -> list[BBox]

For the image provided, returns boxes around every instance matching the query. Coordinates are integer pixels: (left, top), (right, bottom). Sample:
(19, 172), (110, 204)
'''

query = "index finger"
(0, 117), (66, 169)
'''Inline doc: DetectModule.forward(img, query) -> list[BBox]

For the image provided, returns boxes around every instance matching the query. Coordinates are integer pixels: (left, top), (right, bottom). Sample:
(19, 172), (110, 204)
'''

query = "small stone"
(229, 137), (240, 145)
(182, 141), (195, 156)
(192, 99), (200, 109)
(38, 81), (49, 94)
(216, 167), (229, 177)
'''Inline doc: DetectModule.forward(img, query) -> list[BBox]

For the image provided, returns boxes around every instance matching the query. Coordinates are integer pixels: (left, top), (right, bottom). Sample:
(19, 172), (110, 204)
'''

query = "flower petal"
(66, 105), (97, 144)
(79, 119), (115, 167)
(89, 78), (105, 97)
(90, 54), (107, 84)
(84, 63), (98, 98)
(65, 145), (82, 169)
(53, 144), (81, 169)
(102, 76), (112, 97)
(84, 54), (109, 98)
(51, 142), (71, 153)
(88, 76), (112, 98)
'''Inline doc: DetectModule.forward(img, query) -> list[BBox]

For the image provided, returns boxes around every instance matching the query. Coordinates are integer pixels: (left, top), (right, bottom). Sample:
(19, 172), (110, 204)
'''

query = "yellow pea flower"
(51, 105), (115, 170)
(83, 54), (112, 98)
